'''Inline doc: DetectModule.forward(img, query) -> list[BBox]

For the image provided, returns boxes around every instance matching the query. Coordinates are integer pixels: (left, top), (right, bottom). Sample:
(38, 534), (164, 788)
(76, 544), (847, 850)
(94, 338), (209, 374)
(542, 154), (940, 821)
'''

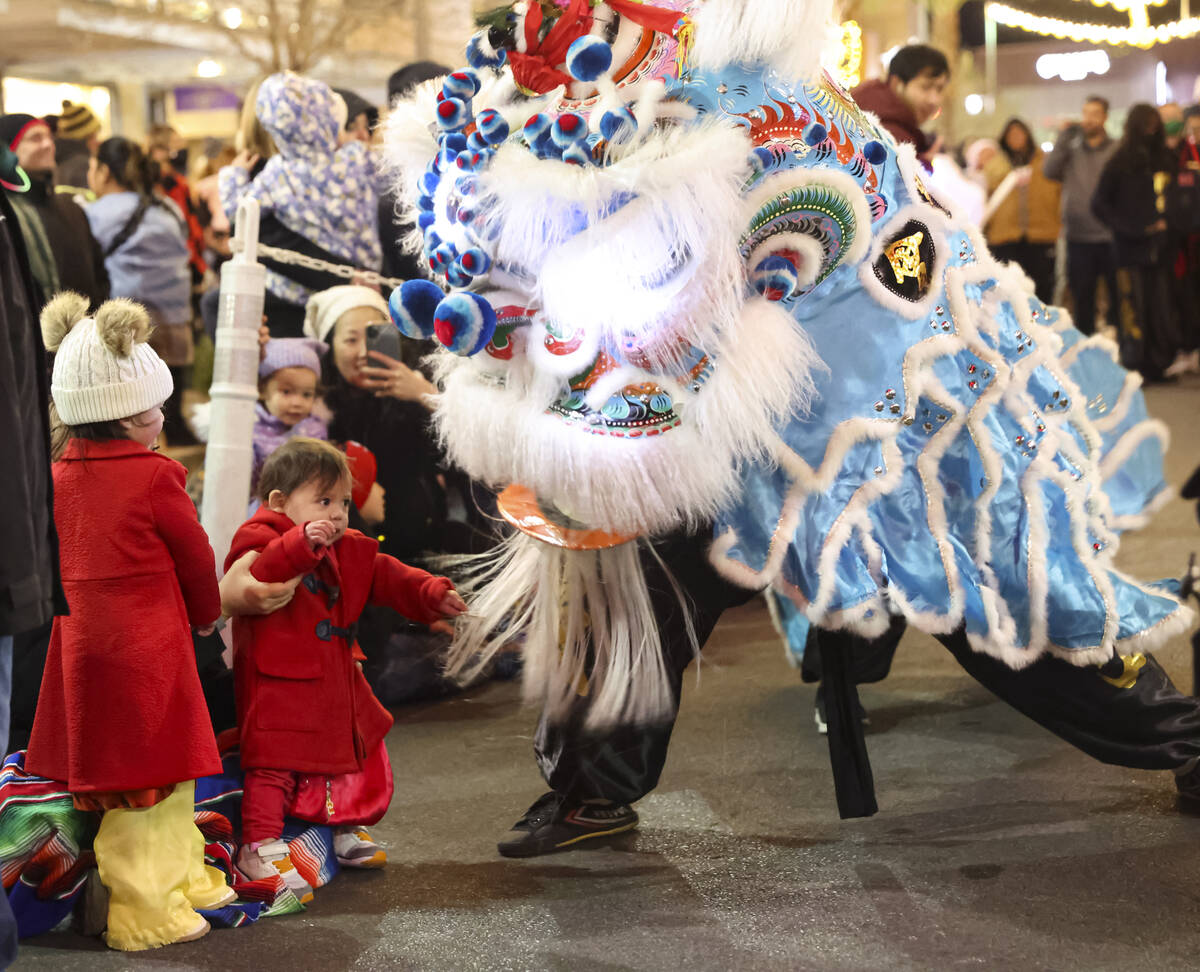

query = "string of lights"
(986, 1), (1200, 47)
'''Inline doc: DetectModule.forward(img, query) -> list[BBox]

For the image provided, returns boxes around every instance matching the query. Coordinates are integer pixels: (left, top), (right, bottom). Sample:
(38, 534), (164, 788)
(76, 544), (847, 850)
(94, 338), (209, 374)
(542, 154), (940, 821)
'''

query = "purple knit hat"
(259, 337), (328, 380)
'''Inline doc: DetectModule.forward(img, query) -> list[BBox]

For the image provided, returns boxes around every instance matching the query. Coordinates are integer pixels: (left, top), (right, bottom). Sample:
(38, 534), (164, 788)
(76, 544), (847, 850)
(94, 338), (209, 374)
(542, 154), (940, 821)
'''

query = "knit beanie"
(259, 336), (328, 380)
(0, 113), (49, 150)
(41, 293), (173, 425)
(303, 285), (389, 343)
(57, 101), (101, 141)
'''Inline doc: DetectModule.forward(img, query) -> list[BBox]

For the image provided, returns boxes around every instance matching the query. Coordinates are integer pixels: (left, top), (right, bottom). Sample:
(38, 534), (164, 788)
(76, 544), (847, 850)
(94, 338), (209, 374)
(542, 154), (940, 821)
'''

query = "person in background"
(0, 149), (69, 969)
(963, 137), (999, 191)
(52, 101), (101, 197)
(251, 337), (329, 499)
(1044, 95), (1119, 336)
(1160, 102), (1185, 155)
(851, 44), (949, 168)
(219, 73), (383, 337)
(86, 136), (197, 445)
(146, 124), (207, 284)
(0, 112), (108, 308)
(983, 117), (1062, 304)
(1092, 102), (1185, 382)
(1164, 104), (1200, 376)
(333, 88), (376, 145)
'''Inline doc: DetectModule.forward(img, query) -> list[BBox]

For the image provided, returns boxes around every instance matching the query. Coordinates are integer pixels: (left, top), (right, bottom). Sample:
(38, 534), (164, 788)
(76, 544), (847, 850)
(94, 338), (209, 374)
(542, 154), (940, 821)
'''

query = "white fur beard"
(444, 532), (696, 729)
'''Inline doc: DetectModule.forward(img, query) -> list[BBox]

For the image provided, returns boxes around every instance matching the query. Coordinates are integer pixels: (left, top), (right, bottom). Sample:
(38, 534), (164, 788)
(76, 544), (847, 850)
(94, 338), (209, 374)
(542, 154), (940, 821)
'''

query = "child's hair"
(95, 137), (159, 195)
(258, 437), (350, 503)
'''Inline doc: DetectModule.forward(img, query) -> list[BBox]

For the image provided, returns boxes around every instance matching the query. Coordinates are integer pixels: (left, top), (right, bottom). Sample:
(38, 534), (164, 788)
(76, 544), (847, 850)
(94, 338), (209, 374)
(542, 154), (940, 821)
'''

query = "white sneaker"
(1164, 350), (1200, 378)
(333, 827), (387, 868)
(236, 840), (314, 903)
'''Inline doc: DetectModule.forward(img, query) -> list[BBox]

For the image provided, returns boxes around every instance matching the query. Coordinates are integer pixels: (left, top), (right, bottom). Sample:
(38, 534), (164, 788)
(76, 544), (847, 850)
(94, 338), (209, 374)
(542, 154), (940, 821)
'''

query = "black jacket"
(0, 190), (67, 636)
(1091, 146), (1177, 267)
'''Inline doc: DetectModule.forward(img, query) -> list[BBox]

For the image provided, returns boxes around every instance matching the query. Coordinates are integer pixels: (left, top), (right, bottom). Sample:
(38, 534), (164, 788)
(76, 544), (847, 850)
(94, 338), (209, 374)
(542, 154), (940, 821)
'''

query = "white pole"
(201, 198), (265, 575)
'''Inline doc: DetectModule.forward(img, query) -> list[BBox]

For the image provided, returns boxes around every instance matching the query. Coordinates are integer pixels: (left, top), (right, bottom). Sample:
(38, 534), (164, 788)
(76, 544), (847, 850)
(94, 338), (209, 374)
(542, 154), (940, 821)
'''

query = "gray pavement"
(13, 374), (1200, 971)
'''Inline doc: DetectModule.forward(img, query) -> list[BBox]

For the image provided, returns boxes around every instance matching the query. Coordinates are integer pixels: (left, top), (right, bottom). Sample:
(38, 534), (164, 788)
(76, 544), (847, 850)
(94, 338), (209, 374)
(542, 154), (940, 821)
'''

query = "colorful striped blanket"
(0, 751), (343, 940)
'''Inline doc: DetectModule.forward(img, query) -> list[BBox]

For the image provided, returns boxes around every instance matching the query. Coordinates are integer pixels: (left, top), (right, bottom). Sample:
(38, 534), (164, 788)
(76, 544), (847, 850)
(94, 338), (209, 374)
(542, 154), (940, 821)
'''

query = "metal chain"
(230, 239), (407, 291)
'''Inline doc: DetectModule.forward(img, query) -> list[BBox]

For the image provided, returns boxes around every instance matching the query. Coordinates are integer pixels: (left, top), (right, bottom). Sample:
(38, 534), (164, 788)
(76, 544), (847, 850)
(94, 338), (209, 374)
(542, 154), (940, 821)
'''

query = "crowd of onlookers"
(858, 43), (1200, 384)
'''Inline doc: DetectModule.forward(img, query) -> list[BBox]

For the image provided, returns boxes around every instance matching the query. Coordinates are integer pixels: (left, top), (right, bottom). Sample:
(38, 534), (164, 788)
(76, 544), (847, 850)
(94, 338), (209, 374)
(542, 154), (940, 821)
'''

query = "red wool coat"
(226, 508), (452, 775)
(26, 439), (222, 792)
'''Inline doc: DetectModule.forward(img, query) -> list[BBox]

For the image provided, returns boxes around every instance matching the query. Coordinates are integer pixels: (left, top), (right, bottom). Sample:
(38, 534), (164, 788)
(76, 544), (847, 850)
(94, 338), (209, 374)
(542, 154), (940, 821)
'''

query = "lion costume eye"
(740, 170), (872, 302)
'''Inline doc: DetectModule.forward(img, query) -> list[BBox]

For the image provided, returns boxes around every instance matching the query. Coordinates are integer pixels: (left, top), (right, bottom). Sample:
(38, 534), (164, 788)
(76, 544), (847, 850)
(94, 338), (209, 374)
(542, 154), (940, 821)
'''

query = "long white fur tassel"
(691, 0), (838, 82)
(446, 533), (695, 729)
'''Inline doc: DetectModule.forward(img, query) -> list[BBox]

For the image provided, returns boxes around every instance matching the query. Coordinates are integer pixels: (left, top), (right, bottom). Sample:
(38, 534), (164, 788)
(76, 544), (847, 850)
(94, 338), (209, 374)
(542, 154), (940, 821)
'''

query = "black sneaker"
(1176, 758), (1200, 812)
(813, 683), (870, 735)
(497, 792), (638, 858)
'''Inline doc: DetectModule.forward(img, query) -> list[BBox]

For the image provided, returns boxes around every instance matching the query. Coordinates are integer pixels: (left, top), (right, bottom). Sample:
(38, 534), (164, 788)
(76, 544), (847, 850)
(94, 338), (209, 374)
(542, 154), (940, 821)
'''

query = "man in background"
(1044, 95), (1118, 336)
(852, 44), (949, 167)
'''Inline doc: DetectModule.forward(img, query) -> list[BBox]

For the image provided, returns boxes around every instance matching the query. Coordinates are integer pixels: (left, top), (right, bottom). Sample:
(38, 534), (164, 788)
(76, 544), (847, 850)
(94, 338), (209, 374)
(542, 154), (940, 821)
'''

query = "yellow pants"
(93, 780), (231, 951)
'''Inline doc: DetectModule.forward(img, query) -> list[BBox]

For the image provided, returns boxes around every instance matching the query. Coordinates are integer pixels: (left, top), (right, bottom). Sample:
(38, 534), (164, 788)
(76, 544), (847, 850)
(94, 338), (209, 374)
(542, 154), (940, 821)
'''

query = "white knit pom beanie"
(41, 293), (174, 425)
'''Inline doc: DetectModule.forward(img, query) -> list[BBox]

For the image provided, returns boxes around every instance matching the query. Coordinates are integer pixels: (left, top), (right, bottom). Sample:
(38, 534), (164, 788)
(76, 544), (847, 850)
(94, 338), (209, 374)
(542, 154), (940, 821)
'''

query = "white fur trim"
(691, 0), (838, 83)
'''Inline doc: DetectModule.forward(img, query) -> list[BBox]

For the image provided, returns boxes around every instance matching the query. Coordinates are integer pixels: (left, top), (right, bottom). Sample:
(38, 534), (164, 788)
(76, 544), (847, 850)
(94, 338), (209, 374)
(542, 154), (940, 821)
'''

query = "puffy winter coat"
(226, 508), (452, 774)
(26, 439), (222, 792)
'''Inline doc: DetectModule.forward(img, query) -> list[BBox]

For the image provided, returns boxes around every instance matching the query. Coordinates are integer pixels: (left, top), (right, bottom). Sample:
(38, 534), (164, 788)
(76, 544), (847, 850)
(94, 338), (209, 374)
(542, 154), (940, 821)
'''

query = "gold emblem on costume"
(1099, 653), (1147, 689)
(884, 231), (929, 290)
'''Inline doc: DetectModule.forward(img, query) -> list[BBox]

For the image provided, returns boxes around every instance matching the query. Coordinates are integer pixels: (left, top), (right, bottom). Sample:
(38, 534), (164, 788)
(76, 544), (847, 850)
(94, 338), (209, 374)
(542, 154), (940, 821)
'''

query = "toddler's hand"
(305, 520), (337, 548)
(438, 590), (468, 618)
(195, 620), (219, 637)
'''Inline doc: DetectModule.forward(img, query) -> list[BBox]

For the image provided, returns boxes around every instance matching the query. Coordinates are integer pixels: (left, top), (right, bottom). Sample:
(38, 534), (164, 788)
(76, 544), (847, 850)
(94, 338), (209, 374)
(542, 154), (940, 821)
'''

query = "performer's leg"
(1067, 241), (1100, 336)
(536, 530), (753, 804)
(938, 629), (1200, 771)
(500, 530), (755, 857)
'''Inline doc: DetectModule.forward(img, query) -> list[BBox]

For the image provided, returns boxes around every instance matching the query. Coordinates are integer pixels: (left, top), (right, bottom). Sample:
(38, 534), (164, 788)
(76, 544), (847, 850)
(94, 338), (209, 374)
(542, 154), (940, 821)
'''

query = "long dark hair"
(1117, 103), (1169, 167)
(999, 118), (1035, 166)
(95, 136), (159, 195)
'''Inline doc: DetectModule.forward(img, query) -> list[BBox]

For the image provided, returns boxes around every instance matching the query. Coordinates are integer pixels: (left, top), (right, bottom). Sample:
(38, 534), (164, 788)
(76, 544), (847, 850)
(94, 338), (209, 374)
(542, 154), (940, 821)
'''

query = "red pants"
(241, 767), (299, 845)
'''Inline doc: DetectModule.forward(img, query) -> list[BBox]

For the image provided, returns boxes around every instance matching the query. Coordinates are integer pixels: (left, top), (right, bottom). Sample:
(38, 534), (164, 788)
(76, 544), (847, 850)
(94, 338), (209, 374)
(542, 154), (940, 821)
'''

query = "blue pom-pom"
(458, 247), (491, 276)
(417, 211), (436, 230)
(804, 123), (828, 146)
(445, 264), (474, 288)
(749, 147), (775, 173)
(436, 97), (470, 132)
(455, 149), (489, 172)
(438, 146), (460, 169)
(565, 36), (613, 83)
(433, 242), (459, 268)
(561, 142), (591, 167)
(599, 107), (638, 144)
(418, 169), (440, 196)
(440, 132), (468, 153)
(443, 70), (481, 101)
(389, 279), (444, 340)
(454, 174), (477, 196)
(751, 255), (800, 302)
(523, 113), (553, 144)
(551, 112), (588, 148)
(466, 33), (507, 71)
(467, 131), (488, 152)
(863, 140), (887, 165)
(433, 292), (497, 356)
(476, 109), (510, 145)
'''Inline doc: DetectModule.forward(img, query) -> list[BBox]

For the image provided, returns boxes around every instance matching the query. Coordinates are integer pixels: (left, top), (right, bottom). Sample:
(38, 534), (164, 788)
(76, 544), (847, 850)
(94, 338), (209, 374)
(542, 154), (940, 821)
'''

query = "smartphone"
(365, 321), (403, 361)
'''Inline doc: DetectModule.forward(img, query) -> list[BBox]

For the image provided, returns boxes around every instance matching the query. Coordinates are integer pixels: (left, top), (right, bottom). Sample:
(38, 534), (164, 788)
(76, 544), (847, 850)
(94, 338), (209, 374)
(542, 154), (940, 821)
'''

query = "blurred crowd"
(858, 45), (1200, 383)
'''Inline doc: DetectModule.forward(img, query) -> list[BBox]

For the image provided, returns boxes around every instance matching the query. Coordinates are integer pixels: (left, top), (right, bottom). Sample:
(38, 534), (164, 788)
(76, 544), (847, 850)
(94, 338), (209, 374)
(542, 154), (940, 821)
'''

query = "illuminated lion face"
(385, 0), (828, 538)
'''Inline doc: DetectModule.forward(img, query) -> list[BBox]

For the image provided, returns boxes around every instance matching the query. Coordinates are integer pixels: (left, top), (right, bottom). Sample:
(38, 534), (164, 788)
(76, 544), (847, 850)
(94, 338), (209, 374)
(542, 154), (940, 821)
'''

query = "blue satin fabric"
(674, 68), (1178, 659)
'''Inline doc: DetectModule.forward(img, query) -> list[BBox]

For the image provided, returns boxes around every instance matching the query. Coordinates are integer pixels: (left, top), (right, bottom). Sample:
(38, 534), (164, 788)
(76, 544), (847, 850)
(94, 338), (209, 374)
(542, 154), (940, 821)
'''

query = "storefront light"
(964, 93), (985, 115)
(196, 59), (225, 78)
(1035, 49), (1111, 81)
(220, 6), (242, 29)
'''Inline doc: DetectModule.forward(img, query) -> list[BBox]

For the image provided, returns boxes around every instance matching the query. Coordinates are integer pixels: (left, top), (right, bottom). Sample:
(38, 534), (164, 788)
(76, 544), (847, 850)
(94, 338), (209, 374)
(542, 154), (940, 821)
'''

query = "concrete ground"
(14, 374), (1200, 971)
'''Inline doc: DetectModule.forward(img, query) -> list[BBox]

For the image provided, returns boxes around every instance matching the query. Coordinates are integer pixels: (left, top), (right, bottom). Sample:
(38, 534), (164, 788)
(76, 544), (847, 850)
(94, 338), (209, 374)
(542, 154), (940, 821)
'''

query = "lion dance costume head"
(385, 0), (1187, 728)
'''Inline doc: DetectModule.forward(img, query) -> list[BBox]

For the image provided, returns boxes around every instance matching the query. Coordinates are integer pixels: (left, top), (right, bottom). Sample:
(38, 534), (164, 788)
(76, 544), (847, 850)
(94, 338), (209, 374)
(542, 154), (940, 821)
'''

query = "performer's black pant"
(1066, 240), (1119, 337)
(992, 240), (1057, 306)
(535, 542), (1200, 804)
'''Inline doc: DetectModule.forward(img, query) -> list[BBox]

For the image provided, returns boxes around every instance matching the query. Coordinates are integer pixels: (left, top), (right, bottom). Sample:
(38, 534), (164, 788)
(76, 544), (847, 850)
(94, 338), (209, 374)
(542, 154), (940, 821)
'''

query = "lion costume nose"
(388, 280), (497, 357)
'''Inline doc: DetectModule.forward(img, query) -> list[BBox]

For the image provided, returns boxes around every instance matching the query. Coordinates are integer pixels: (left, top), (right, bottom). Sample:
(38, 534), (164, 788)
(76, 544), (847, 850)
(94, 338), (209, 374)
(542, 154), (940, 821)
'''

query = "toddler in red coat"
(226, 438), (466, 901)
(26, 293), (233, 950)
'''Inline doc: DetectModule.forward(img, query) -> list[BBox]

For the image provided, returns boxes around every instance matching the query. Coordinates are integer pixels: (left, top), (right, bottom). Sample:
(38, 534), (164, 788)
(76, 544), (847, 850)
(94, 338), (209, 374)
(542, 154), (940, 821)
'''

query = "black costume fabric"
(534, 534), (1200, 810)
